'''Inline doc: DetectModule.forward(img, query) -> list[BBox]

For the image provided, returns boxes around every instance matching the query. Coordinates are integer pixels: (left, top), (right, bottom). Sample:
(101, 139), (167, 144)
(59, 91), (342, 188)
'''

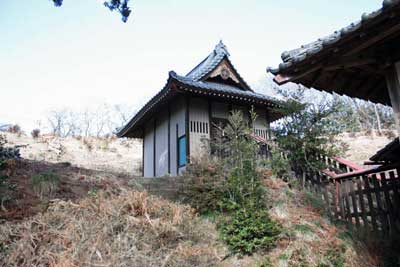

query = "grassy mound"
(0, 190), (221, 267)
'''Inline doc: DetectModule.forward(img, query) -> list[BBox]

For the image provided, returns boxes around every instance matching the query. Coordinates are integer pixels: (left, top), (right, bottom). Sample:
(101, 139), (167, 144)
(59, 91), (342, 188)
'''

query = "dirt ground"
(339, 131), (394, 166)
(0, 159), (133, 221)
(3, 130), (394, 176)
(0, 131), (392, 266)
(0, 159), (380, 267)
(4, 132), (142, 175)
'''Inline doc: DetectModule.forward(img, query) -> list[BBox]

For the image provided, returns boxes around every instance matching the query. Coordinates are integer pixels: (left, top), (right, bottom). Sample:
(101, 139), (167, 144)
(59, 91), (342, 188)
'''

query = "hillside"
(3, 131), (394, 174)
(0, 131), (393, 266)
(3, 132), (142, 175)
(0, 160), (378, 267)
(340, 132), (394, 166)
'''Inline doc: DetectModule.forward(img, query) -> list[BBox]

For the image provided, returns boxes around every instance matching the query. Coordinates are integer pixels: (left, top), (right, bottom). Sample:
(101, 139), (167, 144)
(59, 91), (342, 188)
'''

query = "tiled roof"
(268, 0), (400, 75)
(118, 41), (282, 138)
(171, 71), (280, 105)
(186, 41), (230, 81)
(186, 41), (253, 92)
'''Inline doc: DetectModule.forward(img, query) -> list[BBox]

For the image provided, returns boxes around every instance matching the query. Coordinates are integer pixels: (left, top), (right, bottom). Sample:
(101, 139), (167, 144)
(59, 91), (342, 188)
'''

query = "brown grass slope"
(0, 159), (133, 221)
(0, 190), (223, 267)
(0, 163), (381, 267)
(0, 132), (390, 266)
(264, 176), (378, 267)
(4, 132), (142, 175)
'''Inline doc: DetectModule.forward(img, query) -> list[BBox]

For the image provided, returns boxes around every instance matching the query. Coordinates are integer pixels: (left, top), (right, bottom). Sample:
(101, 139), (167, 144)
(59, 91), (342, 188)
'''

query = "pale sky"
(1, 0), (381, 131)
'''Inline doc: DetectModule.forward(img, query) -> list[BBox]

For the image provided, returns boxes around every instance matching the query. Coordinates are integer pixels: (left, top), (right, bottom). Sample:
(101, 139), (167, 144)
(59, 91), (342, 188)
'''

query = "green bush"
(0, 135), (20, 208)
(183, 157), (226, 213)
(219, 208), (281, 255)
(0, 134), (20, 162)
(273, 87), (343, 173)
(185, 110), (281, 256)
(269, 149), (291, 180)
(31, 172), (60, 199)
(221, 162), (267, 212)
(0, 174), (13, 209)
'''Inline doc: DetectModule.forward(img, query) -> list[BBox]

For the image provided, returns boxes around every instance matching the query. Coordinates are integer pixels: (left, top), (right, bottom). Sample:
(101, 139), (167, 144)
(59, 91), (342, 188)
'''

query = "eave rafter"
(273, 6), (400, 86)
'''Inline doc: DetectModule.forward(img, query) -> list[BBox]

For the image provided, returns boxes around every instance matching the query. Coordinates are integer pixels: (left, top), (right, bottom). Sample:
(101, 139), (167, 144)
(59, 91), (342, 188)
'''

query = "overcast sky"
(1, 0), (380, 131)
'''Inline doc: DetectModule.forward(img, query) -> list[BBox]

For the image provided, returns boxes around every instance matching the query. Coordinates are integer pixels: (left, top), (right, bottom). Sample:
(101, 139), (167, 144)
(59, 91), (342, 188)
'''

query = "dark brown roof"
(268, 0), (400, 106)
(370, 137), (400, 164)
(117, 42), (283, 138)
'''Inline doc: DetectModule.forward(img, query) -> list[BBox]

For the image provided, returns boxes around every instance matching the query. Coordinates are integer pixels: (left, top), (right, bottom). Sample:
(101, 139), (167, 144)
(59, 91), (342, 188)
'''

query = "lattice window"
(190, 121), (209, 134)
(254, 128), (268, 139)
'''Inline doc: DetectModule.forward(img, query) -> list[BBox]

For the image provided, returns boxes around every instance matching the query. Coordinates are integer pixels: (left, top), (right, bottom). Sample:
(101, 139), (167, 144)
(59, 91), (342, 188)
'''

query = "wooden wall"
(143, 96), (186, 177)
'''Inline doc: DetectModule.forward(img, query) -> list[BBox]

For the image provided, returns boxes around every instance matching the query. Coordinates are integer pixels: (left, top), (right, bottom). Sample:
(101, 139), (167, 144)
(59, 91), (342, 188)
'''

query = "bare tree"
(45, 103), (136, 137)
(47, 109), (68, 137)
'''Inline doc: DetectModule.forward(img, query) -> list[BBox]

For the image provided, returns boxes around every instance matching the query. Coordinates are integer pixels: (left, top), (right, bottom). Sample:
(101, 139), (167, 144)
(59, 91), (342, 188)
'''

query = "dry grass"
(3, 132), (142, 175)
(0, 190), (223, 267)
(339, 132), (393, 166)
(0, 131), (392, 266)
(263, 176), (379, 267)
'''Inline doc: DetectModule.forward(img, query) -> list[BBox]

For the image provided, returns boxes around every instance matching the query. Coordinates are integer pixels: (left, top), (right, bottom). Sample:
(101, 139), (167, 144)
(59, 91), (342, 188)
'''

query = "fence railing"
(296, 158), (400, 236)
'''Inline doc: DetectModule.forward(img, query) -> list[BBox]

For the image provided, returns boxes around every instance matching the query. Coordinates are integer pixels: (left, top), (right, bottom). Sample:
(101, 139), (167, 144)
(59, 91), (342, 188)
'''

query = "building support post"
(153, 118), (156, 177)
(266, 110), (272, 140)
(167, 105), (171, 174)
(176, 124), (179, 175)
(185, 96), (191, 164)
(208, 99), (212, 152)
(385, 62), (400, 137)
(142, 127), (144, 177)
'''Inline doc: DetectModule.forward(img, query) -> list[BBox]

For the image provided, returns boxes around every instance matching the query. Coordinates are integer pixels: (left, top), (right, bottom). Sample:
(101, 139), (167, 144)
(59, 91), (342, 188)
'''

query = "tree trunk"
(374, 104), (382, 135)
(385, 63), (400, 137)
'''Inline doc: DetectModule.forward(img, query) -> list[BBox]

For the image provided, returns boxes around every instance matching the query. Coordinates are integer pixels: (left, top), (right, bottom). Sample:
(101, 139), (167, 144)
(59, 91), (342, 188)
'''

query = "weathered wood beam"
(351, 75), (372, 96)
(273, 65), (322, 85)
(367, 81), (388, 105)
(355, 64), (386, 75)
(344, 23), (400, 57)
(326, 70), (341, 87)
(309, 69), (322, 88)
(323, 58), (376, 71)
(385, 62), (400, 136)
(338, 74), (356, 95)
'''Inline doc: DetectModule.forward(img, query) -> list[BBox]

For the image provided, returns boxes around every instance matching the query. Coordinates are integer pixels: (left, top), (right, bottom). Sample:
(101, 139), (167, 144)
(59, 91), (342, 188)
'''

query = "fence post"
(335, 180), (340, 218)
(349, 179), (360, 228)
(343, 180), (352, 225)
(380, 172), (396, 234)
(356, 178), (368, 233)
(339, 181), (346, 220)
(323, 180), (332, 218)
(389, 171), (400, 234)
(372, 174), (389, 235)
(363, 175), (378, 234)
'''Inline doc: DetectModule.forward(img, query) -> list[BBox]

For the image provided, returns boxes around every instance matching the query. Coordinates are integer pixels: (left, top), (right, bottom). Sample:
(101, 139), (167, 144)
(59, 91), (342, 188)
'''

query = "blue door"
(178, 135), (186, 167)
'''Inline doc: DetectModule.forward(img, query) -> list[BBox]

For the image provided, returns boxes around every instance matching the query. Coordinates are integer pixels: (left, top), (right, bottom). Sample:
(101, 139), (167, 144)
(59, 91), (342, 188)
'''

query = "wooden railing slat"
(287, 151), (400, 236)
(372, 174), (389, 235)
(380, 172), (396, 234)
(344, 180), (353, 225)
(363, 175), (378, 233)
(357, 178), (368, 232)
(350, 178), (360, 228)
(339, 182), (346, 220)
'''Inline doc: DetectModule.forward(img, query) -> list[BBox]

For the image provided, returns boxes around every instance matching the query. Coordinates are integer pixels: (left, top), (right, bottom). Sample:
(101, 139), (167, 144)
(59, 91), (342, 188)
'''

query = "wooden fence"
(297, 159), (400, 236)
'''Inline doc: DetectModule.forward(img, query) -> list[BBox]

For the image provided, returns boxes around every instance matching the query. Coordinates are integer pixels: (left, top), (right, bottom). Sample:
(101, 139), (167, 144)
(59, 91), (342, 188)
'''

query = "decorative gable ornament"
(207, 60), (240, 83)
